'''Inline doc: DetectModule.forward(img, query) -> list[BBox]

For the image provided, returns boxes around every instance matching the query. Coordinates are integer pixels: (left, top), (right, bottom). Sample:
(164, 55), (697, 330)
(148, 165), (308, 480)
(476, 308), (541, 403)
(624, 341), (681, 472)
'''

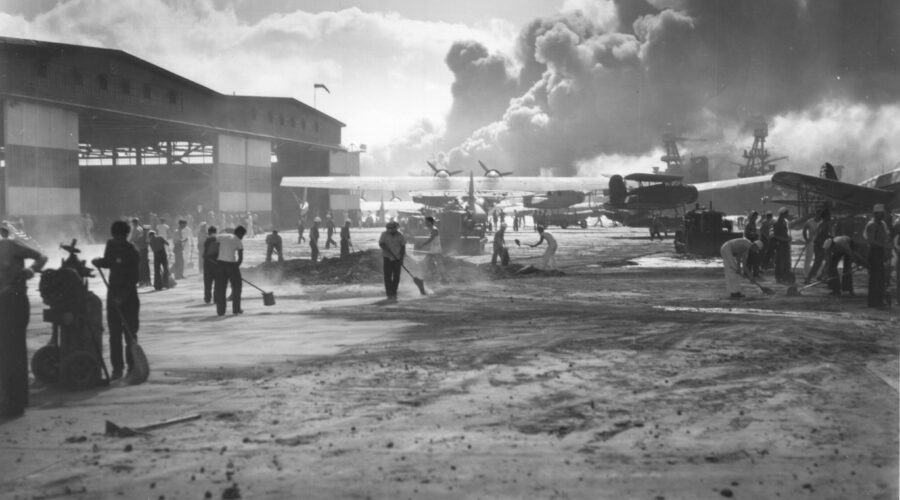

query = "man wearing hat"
(720, 237), (764, 298)
(130, 218), (151, 287)
(310, 217), (321, 262)
(864, 204), (891, 307)
(378, 221), (406, 300)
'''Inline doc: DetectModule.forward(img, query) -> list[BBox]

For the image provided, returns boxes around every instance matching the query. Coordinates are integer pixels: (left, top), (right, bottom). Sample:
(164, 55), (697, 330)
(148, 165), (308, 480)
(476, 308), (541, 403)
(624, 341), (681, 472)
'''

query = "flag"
(314, 83), (330, 94)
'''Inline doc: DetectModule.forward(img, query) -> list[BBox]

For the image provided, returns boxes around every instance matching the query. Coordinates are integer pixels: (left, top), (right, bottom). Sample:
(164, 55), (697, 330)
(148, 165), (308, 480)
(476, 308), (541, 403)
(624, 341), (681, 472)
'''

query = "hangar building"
(0, 36), (358, 239)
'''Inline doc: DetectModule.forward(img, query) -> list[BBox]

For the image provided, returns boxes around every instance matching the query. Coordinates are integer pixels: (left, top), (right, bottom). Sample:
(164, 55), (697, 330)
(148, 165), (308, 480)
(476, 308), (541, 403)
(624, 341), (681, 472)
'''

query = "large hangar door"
(3, 100), (80, 234)
(216, 134), (272, 226)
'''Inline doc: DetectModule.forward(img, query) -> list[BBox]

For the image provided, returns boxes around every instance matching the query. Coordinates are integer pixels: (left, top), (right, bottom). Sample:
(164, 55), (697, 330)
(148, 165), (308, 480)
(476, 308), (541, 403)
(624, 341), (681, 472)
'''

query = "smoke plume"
(420, 0), (900, 180)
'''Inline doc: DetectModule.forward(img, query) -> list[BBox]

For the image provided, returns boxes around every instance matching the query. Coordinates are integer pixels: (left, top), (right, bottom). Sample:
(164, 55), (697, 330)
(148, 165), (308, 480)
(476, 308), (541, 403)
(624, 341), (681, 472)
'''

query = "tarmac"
(0, 225), (897, 499)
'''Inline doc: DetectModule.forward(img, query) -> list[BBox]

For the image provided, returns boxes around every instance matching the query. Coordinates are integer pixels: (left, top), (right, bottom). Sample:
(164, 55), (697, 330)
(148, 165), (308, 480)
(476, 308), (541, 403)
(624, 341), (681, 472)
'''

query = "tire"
(32, 345), (61, 384)
(560, 223), (569, 229)
(60, 351), (101, 391)
(579, 220), (587, 229)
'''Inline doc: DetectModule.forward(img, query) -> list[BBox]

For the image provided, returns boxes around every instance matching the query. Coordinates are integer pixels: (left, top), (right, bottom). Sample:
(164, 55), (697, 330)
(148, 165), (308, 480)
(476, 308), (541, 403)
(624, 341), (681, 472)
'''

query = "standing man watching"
(492, 222), (509, 266)
(310, 217), (321, 263)
(131, 218), (151, 287)
(530, 225), (559, 271)
(720, 238), (763, 299)
(92, 221), (140, 380)
(772, 207), (793, 284)
(864, 204), (891, 308)
(378, 221), (406, 301)
(215, 225), (246, 316)
(0, 234), (47, 417)
(202, 226), (218, 305)
(148, 230), (170, 290)
(801, 212), (820, 278)
(759, 211), (774, 270)
(340, 220), (352, 259)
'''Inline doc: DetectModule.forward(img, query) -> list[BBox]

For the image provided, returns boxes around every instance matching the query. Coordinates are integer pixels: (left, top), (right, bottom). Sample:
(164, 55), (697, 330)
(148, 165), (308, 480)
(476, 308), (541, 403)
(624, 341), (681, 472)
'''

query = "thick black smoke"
(437, 0), (900, 177)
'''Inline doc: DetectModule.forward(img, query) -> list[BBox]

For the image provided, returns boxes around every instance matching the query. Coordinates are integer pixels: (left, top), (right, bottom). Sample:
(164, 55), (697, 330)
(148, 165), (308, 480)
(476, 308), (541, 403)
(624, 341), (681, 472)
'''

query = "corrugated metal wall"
(215, 133), (271, 213)
(3, 100), (80, 216)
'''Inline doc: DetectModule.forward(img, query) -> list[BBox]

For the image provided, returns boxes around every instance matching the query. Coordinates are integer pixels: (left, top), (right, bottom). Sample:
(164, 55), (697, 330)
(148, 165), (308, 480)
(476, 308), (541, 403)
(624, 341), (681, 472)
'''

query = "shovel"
(96, 268), (149, 385)
(242, 277), (276, 306)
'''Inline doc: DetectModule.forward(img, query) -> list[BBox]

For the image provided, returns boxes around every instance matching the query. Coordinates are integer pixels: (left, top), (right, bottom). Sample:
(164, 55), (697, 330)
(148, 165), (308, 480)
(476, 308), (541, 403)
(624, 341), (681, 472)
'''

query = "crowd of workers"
(722, 203), (899, 307)
(2, 200), (897, 418)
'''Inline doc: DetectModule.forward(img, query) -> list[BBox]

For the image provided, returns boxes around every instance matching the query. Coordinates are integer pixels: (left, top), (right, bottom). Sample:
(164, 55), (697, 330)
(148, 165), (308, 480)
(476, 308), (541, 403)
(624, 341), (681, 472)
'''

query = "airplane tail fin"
(609, 175), (627, 205)
(468, 172), (475, 213)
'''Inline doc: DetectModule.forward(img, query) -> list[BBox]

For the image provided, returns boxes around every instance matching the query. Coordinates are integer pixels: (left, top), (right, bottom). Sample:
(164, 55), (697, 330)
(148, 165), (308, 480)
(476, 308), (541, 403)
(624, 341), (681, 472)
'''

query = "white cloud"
(1, 0), (517, 148)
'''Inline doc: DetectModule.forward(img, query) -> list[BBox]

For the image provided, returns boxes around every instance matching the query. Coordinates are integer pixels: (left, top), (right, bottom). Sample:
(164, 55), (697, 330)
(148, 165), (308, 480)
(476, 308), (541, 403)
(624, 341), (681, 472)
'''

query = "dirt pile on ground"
(245, 250), (571, 285)
(246, 250), (384, 285)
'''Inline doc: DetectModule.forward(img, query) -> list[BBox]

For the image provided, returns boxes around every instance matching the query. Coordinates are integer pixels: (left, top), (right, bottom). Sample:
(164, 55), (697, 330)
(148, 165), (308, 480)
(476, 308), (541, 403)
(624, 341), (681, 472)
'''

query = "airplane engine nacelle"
(609, 175), (627, 206)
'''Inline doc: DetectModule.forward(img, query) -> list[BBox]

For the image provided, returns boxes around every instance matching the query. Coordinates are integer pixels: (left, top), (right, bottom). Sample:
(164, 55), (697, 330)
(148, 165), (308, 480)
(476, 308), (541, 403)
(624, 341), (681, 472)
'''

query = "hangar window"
(290, 117), (295, 128)
(36, 61), (48, 78)
(121, 79), (131, 95)
(143, 83), (151, 99)
(72, 69), (83, 86)
(251, 108), (257, 120)
(301, 119), (306, 130)
(168, 90), (178, 105)
(267, 111), (274, 123)
(279, 114), (284, 126)
(98, 74), (108, 90)
(314, 122), (320, 132)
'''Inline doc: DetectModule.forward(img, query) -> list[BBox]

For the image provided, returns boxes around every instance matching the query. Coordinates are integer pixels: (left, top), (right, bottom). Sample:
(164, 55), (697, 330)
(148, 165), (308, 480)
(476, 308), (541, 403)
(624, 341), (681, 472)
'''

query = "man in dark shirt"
(340, 220), (351, 259)
(0, 236), (47, 417)
(92, 220), (140, 380)
(148, 230), (170, 290)
(203, 226), (219, 304)
(772, 208), (792, 283)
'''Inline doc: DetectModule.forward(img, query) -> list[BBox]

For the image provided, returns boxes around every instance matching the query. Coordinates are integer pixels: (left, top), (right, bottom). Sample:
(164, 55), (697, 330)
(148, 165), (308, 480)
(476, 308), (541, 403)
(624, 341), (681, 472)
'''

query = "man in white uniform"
(215, 225), (246, 316)
(530, 226), (558, 271)
(721, 238), (763, 298)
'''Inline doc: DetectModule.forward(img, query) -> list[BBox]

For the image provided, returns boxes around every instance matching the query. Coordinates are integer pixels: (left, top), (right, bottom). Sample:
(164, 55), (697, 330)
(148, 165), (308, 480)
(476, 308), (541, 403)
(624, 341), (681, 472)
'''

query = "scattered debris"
(105, 414), (202, 438)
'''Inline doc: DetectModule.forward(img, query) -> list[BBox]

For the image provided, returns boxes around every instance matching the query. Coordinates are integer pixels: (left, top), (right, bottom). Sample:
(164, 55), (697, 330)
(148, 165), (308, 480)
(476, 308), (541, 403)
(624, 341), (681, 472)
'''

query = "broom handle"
(241, 277), (267, 294)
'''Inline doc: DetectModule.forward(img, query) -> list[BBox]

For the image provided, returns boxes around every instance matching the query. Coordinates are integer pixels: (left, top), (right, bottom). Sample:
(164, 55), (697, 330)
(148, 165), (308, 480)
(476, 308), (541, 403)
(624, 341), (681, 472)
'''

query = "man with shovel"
(824, 236), (866, 296)
(215, 225), (246, 316)
(720, 237), (764, 299)
(92, 220), (140, 380)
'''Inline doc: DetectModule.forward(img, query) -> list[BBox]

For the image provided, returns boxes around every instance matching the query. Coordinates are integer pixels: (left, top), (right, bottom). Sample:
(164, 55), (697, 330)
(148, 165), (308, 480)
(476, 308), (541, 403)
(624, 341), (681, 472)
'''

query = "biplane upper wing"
(771, 171), (893, 210)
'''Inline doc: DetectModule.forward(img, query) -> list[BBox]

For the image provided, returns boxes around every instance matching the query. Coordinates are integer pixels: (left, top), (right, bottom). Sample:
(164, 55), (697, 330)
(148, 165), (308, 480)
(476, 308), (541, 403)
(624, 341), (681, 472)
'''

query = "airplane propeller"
(427, 160), (463, 177)
(479, 160), (513, 177)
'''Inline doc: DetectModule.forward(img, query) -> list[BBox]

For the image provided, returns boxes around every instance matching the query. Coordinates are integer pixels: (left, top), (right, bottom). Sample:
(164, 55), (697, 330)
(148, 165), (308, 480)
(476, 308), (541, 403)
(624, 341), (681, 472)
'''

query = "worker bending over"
(720, 237), (763, 299)
(530, 225), (558, 271)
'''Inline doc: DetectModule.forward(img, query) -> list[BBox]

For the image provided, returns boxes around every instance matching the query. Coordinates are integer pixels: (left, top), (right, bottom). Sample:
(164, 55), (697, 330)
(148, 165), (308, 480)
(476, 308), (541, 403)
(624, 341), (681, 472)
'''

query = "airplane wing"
(692, 174), (774, 192)
(280, 175), (609, 194)
(771, 171), (893, 210)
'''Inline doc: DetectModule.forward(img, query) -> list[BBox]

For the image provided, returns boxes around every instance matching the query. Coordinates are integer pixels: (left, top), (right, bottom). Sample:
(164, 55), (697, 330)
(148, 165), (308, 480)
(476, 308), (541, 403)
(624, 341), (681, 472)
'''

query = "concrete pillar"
(216, 133), (271, 225)
(3, 100), (80, 236)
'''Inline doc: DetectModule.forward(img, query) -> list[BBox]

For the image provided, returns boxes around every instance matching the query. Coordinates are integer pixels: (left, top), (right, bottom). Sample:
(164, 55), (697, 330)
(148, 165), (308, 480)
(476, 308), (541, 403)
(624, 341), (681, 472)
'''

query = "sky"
(1, 0), (899, 182)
